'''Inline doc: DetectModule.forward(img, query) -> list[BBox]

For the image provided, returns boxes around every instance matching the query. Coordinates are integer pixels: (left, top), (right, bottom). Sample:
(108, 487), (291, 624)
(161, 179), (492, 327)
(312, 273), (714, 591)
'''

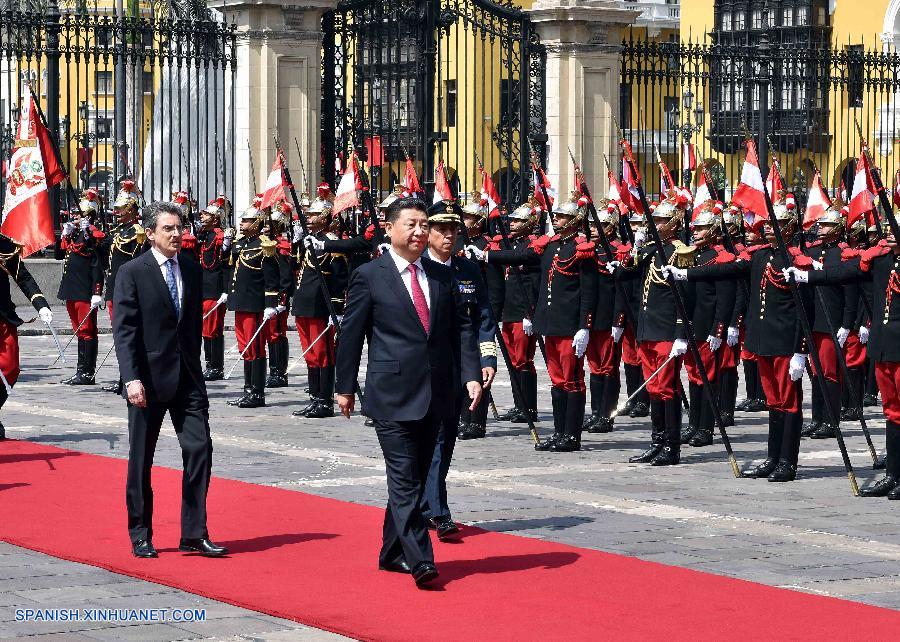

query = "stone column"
(211, 0), (337, 209)
(527, 0), (638, 194)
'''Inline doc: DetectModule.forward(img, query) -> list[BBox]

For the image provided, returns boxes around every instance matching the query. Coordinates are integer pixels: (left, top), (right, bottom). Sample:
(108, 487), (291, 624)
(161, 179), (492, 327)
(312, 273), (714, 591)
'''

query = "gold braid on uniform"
(642, 241), (693, 309)
(0, 236), (23, 280)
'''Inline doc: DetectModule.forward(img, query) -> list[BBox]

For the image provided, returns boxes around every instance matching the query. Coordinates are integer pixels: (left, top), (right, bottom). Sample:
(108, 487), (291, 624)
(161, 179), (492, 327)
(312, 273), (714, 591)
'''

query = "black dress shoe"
(680, 425), (697, 445)
(132, 539), (158, 558)
(458, 423), (486, 440)
(291, 399), (319, 417)
(534, 433), (561, 451)
(811, 423), (836, 439)
(735, 398), (753, 412)
(874, 453), (887, 470)
(588, 416), (613, 434)
(235, 393), (265, 409)
(203, 368), (224, 381)
(179, 538), (229, 556)
(888, 485), (900, 500)
(618, 400), (635, 416)
(364, 418), (375, 427)
(629, 401), (649, 418)
(746, 399), (768, 412)
(745, 458), (778, 478)
(863, 393), (879, 407)
(379, 558), (411, 574)
(841, 406), (861, 421)
(548, 435), (581, 452)
(720, 412), (734, 427)
(102, 381), (123, 394)
(411, 562), (439, 587)
(801, 420), (821, 438)
(434, 516), (460, 540)
(688, 429), (713, 447)
(497, 407), (524, 422)
(304, 401), (335, 419)
(511, 409), (538, 424)
(650, 445), (680, 466)
(767, 461), (797, 482)
(859, 475), (897, 497)
(629, 443), (663, 463)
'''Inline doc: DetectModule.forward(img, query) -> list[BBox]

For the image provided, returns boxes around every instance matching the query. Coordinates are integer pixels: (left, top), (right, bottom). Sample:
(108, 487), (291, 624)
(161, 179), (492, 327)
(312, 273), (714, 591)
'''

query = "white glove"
(522, 318), (534, 336)
(605, 260), (621, 275)
(465, 245), (486, 262)
(783, 267), (808, 283)
(726, 326), (739, 347)
(304, 235), (325, 252)
(811, 259), (824, 271)
(262, 307), (277, 321)
(61, 221), (75, 237)
(572, 328), (589, 358)
(662, 265), (688, 281)
(274, 305), (286, 315)
(38, 307), (53, 325)
(836, 327), (850, 348)
(611, 326), (624, 343)
(859, 325), (870, 344)
(79, 217), (91, 231)
(223, 227), (235, 241)
(90, 295), (103, 309)
(789, 353), (807, 381)
(707, 335), (722, 352)
(669, 339), (688, 357)
(327, 314), (343, 328)
(217, 292), (228, 305)
(292, 221), (305, 243)
(632, 229), (646, 252)
(377, 242), (391, 255)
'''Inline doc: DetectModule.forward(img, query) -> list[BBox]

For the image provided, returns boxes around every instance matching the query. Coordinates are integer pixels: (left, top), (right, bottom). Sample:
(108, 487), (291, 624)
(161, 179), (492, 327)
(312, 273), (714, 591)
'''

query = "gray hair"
(142, 201), (182, 230)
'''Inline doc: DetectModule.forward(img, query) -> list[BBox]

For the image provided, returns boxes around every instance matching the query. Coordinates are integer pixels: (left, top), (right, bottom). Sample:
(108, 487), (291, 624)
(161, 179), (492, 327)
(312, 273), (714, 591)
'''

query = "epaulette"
(214, 228), (224, 244)
(737, 243), (769, 262)
(805, 239), (823, 248)
(576, 241), (595, 260)
(364, 223), (376, 241)
(788, 246), (813, 269)
(259, 234), (277, 257)
(671, 240), (697, 268)
(91, 227), (106, 240)
(277, 237), (291, 255)
(860, 240), (891, 272)
(715, 247), (736, 264)
(486, 238), (502, 251)
(529, 235), (553, 255)
(181, 232), (197, 250)
(492, 234), (503, 243)
(841, 247), (861, 261)
(133, 223), (146, 246)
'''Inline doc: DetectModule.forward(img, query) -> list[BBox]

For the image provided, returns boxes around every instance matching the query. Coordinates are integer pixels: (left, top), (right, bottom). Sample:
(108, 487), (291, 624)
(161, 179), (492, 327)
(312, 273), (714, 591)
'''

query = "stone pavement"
(2, 333), (900, 640)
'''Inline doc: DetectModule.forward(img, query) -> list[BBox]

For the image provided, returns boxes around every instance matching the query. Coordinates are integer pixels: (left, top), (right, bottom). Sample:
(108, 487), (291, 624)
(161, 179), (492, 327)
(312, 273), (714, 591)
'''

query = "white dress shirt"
(389, 248), (430, 310)
(427, 249), (452, 267)
(150, 246), (183, 312)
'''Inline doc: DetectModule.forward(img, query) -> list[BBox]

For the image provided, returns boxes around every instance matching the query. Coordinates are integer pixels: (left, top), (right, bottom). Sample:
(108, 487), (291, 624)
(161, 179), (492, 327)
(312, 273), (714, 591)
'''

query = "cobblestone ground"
(3, 315), (900, 639)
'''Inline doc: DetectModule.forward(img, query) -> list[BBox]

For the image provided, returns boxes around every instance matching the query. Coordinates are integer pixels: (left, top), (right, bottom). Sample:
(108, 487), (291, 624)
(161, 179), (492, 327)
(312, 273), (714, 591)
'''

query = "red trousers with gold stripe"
(638, 341), (680, 401)
(234, 311), (270, 361)
(65, 300), (98, 340)
(0, 319), (20, 387)
(757, 355), (800, 413)
(500, 321), (537, 373)
(544, 335), (585, 393)
(295, 316), (335, 368)
(201, 299), (226, 339)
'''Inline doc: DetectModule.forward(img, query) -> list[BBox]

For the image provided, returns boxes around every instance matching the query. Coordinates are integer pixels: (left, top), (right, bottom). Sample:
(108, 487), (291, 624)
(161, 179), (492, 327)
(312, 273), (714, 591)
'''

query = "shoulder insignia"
(715, 250), (737, 264)
(91, 228), (106, 240)
(671, 241), (697, 268)
(575, 241), (596, 260)
(529, 235), (553, 255)
(860, 240), (891, 272)
(259, 234), (277, 257)
(841, 247), (861, 261)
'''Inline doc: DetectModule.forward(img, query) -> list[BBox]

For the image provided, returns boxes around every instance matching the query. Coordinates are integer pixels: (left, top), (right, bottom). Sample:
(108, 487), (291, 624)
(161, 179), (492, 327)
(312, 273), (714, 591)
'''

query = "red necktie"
(407, 263), (430, 334)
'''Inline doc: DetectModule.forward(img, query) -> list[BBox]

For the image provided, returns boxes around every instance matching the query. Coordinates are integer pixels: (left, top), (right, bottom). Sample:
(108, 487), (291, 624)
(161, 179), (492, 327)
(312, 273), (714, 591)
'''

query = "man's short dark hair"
(385, 197), (428, 223)
(143, 201), (182, 230)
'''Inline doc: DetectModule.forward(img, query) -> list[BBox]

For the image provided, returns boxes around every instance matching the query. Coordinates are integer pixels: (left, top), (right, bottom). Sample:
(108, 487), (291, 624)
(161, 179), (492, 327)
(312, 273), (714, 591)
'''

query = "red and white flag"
(731, 138), (769, 228)
(333, 153), (361, 215)
(840, 179), (848, 203)
(402, 157), (422, 196)
(433, 160), (455, 204)
(893, 169), (900, 208)
(607, 170), (622, 203)
(260, 153), (289, 209)
(621, 157), (644, 214)
(848, 151), (877, 229)
(803, 171), (833, 230)
(480, 167), (501, 216)
(658, 157), (676, 193)
(682, 142), (696, 173)
(532, 164), (556, 210)
(692, 172), (713, 221)
(1, 94), (65, 257)
(765, 156), (784, 199)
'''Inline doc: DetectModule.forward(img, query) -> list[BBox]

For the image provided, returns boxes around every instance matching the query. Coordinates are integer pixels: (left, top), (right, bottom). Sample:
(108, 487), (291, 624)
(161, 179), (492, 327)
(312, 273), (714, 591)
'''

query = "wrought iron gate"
(322, 0), (546, 205)
(0, 3), (235, 228)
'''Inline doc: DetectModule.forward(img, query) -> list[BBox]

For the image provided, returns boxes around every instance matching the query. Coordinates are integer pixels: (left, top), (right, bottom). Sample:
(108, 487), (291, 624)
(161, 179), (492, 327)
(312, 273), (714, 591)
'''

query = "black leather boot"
(204, 336), (225, 380)
(536, 387), (566, 451)
(812, 379), (842, 439)
(293, 368), (321, 416)
(514, 370), (539, 423)
(237, 357), (266, 408)
(720, 367), (737, 426)
(682, 382), (701, 444)
(736, 361), (758, 411)
(202, 338), (213, 378)
(841, 367), (863, 421)
(689, 387), (715, 447)
(746, 410), (784, 478)
(61, 339), (85, 385)
(80, 338), (98, 385)
(651, 397), (681, 465)
(865, 422), (900, 497)
(802, 380), (823, 437)
(583, 374), (604, 431)
(630, 399), (665, 462)
(769, 409), (802, 482)
(551, 390), (585, 452)
(266, 340), (288, 388)
(306, 365), (335, 418)
(228, 361), (254, 406)
(620, 364), (639, 415)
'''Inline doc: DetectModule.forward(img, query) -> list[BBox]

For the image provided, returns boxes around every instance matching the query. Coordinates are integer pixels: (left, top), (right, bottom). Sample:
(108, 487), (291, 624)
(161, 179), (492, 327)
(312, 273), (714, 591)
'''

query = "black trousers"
(126, 364), (213, 544)
(374, 409), (441, 569)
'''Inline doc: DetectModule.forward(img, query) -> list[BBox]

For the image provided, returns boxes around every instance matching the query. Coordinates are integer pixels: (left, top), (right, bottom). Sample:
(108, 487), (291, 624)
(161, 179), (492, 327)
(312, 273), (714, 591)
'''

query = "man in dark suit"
(113, 201), (227, 559)
(335, 197), (482, 588)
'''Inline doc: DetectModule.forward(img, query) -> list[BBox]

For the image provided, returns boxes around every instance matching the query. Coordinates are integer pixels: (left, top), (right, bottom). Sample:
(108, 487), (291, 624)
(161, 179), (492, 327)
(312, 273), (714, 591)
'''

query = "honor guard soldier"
(424, 201), (497, 537)
(0, 233), (53, 439)
(718, 205), (746, 425)
(800, 203), (858, 440)
(198, 196), (233, 381)
(294, 192), (350, 418)
(173, 190), (199, 261)
(679, 201), (736, 448)
(57, 189), (105, 385)
(840, 213), (871, 421)
(613, 209), (650, 418)
(788, 219), (900, 497)
(734, 217), (768, 413)
(264, 200), (295, 388)
(306, 184), (392, 260)
(459, 192), (505, 323)
(99, 179), (146, 394)
(583, 200), (629, 434)
(470, 191), (598, 452)
(464, 197), (542, 438)
(615, 191), (691, 466)
(226, 204), (282, 408)
(667, 194), (810, 482)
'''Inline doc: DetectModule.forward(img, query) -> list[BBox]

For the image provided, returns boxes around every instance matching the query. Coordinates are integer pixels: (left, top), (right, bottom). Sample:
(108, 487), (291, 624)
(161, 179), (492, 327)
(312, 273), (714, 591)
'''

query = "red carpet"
(2, 439), (899, 640)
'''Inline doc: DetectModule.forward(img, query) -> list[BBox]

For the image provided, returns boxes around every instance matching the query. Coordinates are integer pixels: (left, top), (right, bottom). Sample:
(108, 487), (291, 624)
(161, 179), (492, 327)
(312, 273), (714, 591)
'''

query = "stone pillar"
(527, 0), (638, 194)
(210, 0), (336, 209)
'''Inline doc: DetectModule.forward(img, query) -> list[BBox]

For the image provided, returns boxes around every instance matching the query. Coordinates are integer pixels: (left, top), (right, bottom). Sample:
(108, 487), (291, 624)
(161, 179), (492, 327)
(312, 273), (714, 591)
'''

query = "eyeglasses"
(158, 224), (183, 235)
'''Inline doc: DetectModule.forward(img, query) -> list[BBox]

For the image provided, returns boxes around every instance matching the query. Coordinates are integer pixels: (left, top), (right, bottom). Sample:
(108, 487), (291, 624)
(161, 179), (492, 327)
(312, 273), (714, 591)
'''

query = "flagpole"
(25, 84), (80, 212)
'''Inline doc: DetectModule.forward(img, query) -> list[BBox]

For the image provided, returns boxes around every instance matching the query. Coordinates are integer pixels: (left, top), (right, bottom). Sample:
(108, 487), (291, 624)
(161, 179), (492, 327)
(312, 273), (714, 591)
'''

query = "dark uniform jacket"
(591, 238), (630, 332)
(291, 231), (350, 317)
(466, 234), (505, 322)
(226, 234), (281, 312)
(685, 244), (736, 341)
(809, 243), (900, 362)
(1, 234), (49, 327)
(804, 241), (859, 333)
(618, 241), (687, 343)
(57, 226), (105, 301)
(197, 227), (228, 300)
(426, 252), (498, 371)
(488, 233), (598, 337)
(100, 222), (147, 302)
(688, 244), (809, 357)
